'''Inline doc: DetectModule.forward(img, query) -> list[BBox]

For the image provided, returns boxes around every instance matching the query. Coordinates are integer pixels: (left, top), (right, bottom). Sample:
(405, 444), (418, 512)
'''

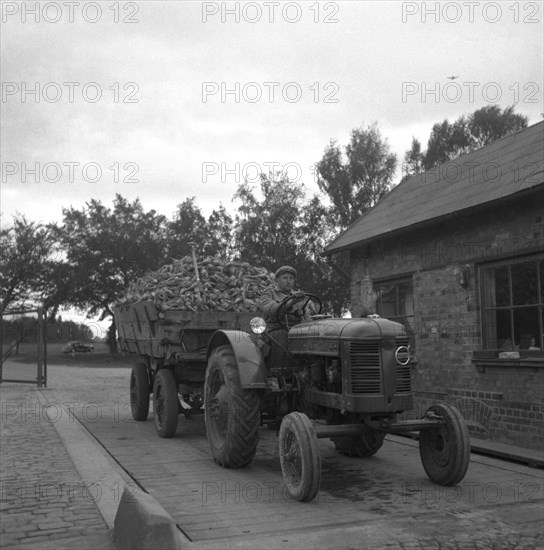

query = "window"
(375, 278), (415, 347)
(480, 254), (543, 352)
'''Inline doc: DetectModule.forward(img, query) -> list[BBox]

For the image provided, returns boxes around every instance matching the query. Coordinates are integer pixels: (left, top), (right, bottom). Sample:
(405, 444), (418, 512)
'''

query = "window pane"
(539, 307), (544, 350)
(484, 266), (509, 307)
(540, 260), (544, 303)
(397, 282), (414, 317)
(514, 307), (540, 350)
(486, 309), (512, 350)
(512, 262), (538, 305)
(378, 285), (396, 318)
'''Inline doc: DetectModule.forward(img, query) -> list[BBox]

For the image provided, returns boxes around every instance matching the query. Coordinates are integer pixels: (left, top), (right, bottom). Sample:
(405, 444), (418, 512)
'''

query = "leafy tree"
(402, 137), (424, 180)
(166, 198), (208, 259)
(316, 122), (397, 227)
(59, 195), (168, 351)
(0, 216), (58, 312)
(403, 105), (529, 177)
(297, 196), (350, 316)
(233, 175), (349, 316)
(424, 117), (472, 169)
(207, 204), (235, 260)
(233, 172), (304, 270)
(469, 105), (528, 148)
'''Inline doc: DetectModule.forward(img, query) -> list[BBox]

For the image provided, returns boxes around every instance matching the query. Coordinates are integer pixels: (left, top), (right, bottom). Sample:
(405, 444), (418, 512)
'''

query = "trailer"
(114, 301), (256, 437)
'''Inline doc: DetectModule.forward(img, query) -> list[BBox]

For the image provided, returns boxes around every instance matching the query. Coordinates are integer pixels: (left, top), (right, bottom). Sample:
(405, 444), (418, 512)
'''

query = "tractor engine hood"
(288, 317), (406, 355)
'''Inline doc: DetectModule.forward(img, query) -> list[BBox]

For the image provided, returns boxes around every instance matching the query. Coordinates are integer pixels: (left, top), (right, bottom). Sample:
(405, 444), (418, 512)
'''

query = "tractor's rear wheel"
(419, 403), (470, 486)
(153, 369), (179, 438)
(204, 345), (261, 468)
(130, 362), (150, 421)
(279, 412), (321, 502)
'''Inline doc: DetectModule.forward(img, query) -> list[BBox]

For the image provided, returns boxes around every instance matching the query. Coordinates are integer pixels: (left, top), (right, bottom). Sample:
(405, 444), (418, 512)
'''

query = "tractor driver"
(258, 265), (315, 349)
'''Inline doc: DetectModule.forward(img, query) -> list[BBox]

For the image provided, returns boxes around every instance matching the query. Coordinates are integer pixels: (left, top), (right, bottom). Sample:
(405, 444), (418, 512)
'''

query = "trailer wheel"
(130, 362), (150, 421)
(205, 345), (260, 468)
(153, 369), (179, 438)
(419, 403), (470, 486)
(279, 412), (321, 502)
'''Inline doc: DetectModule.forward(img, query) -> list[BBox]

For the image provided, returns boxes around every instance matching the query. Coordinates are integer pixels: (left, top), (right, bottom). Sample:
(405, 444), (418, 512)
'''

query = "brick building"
(323, 121), (544, 451)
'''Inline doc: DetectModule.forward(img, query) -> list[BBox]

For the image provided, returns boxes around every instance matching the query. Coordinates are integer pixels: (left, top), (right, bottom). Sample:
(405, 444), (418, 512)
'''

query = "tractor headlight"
(250, 317), (266, 334)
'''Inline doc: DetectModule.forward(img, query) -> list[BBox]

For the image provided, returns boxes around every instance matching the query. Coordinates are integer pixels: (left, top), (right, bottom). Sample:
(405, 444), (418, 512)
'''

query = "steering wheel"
(275, 293), (323, 330)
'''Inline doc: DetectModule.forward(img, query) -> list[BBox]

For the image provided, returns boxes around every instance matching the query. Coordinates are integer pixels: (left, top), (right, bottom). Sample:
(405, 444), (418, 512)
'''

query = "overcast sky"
(1, 0), (543, 227)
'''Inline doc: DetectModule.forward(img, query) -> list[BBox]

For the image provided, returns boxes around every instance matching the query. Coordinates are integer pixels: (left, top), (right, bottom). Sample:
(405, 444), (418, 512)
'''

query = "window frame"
(374, 275), (415, 348)
(477, 252), (544, 358)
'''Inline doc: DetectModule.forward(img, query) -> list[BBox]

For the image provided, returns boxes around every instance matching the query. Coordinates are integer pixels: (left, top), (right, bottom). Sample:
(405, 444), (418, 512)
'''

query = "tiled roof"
(324, 121), (544, 255)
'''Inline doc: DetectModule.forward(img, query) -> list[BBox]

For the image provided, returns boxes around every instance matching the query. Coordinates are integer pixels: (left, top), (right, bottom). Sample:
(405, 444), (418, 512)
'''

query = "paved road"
(20, 364), (544, 550)
(0, 382), (115, 549)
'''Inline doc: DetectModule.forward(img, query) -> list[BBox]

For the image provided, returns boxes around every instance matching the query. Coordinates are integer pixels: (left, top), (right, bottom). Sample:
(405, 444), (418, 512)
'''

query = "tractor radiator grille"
(349, 341), (382, 394)
(395, 338), (412, 393)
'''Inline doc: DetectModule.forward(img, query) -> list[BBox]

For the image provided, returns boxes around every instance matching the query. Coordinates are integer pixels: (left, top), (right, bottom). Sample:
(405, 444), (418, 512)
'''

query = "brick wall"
(349, 191), (544, 451)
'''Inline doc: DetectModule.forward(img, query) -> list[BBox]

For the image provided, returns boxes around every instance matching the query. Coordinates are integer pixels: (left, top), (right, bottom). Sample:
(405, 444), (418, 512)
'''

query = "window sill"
(472, 352), (544, 371)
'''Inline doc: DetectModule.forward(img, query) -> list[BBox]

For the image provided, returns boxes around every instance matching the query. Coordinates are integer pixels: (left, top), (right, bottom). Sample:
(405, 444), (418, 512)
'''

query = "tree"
(402, 137), (424, 180)
(233, 175), (349, 316)
(316, 122), (397, 227)
(0, 216), (58, 312)
(424, 117), (472, 169)
(59, 195), (168, 351)
(297, 196), (351, 316)
(166, 198), (208, 259)
(468, 105), (528, 148)
(207, 204), (235, 260)
(234, 172), (304, 270)
(403, 105), (529, 177)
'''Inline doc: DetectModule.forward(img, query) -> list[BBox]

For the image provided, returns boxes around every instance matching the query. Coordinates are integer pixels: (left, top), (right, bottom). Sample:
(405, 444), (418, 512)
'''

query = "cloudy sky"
(1, 0), (543, 227)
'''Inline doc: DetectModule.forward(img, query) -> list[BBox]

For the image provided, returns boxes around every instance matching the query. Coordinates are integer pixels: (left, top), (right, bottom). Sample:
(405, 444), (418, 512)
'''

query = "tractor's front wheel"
(204, 345), (261, 468)
(279, 412), (321, 502)
(419, 403), (470, 486)
(130, 362), (150, 421)
(153, 369), (179, 438)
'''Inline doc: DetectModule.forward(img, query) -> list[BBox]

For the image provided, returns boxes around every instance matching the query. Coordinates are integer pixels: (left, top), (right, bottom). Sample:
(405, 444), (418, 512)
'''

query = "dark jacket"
(258, 287), (314, 331)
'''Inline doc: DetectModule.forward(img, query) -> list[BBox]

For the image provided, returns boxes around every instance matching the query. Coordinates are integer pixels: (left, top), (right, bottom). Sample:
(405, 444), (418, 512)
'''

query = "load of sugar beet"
(119, 254), (275, 313)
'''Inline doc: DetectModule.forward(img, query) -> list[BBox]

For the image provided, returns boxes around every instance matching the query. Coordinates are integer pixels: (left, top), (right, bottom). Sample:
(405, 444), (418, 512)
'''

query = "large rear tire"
(279, 412), (321, 502)
(153, 369), (179, 438)
(204, 345), (261, 468)
(419, 403), (470, 486)
(130, 362), (150, 421)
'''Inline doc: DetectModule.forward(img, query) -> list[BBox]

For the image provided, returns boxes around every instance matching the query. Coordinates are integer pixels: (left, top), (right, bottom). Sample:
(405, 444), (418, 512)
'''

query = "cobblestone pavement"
(0, 383), (115, 550)
(1, 365), (543, 550)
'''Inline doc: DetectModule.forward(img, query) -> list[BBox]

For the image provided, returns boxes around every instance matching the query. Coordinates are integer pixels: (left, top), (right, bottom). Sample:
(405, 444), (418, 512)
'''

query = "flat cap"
(275, 265), (297, 278)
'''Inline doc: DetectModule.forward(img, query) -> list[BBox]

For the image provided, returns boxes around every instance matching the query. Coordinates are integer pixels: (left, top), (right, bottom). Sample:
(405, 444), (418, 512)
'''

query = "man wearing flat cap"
(258, 265), (315, 347)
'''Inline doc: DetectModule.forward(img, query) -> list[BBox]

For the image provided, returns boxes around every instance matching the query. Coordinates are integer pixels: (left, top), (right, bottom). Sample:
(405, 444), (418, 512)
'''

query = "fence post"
(37, 307), (44, 388)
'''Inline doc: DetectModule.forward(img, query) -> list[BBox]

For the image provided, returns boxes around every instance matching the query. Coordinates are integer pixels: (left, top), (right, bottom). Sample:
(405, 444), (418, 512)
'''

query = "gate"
(0, 307), (46, 387)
